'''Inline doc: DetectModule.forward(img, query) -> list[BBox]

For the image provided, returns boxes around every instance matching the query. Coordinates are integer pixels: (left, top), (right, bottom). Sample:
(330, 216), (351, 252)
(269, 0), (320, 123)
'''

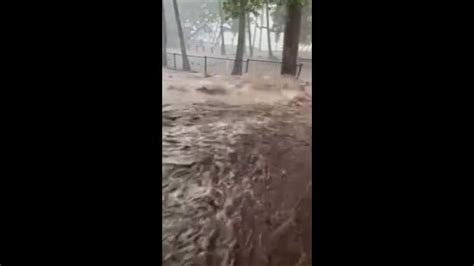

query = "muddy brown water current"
(162, 78), (312, 266)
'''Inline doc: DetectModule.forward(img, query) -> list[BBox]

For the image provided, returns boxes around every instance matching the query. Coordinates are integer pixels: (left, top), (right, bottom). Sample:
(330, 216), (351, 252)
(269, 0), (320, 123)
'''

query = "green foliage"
(223, 0), (264, 19)
(164, 0), (225, 44)
(271, 4), (286, 33)
(163, 0), (311, 46)
(300, 0), (312, 44)
(269, 0), (312, 44)
(180, 0), (221, 26)
(270, 0), (308, 7)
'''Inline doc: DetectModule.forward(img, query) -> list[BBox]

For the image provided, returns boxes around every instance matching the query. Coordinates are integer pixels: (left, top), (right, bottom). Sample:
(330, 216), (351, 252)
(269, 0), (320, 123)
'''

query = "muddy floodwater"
(162, 69), (312, 266)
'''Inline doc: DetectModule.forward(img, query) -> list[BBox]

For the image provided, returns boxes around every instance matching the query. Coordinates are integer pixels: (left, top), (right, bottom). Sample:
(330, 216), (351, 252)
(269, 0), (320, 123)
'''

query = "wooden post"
(297, 63), (303, 79)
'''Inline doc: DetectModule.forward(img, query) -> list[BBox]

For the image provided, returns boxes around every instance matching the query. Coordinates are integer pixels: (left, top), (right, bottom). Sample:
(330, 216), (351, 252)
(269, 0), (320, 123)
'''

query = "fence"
(164, 52), (304, 80)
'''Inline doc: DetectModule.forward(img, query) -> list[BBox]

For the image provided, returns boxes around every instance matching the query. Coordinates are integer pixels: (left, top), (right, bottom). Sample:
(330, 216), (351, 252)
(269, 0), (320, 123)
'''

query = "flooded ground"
(162, 68), (312, 266)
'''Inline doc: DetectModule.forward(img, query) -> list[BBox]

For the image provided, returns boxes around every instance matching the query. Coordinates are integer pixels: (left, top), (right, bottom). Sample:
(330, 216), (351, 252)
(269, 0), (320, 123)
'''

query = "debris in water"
(167, 85), (187, 92)
(196, 86), (227, 95)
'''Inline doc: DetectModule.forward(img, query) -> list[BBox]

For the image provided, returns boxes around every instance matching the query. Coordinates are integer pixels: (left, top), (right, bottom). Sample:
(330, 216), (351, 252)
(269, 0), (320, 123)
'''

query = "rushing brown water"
(162, 69), (312, 266)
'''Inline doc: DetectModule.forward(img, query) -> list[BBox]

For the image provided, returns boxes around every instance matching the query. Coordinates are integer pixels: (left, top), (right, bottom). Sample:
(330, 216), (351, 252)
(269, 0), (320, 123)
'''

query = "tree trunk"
(247, 13), (253, 58)
(162, 0), (167, 66)
(265, 0), (274, 59)
(281, 2), (302, 76)
(231, 0), (246, 75)
(211, 23), (219, 44)
(218, 0), (226, 55)
(172, 0), (191, 71)
(259, 8), (263, 51)
(252, 16), (257, 55)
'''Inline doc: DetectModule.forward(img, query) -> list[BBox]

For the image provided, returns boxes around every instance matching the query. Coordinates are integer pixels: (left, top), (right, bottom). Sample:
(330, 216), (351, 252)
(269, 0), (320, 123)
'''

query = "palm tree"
(171, 0), (191, 71)
(281, 1), (303, 75)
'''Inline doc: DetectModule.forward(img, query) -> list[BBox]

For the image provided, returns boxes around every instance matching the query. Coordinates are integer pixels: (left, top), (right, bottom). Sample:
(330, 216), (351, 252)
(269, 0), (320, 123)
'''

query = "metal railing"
(164, 52), (304, 79)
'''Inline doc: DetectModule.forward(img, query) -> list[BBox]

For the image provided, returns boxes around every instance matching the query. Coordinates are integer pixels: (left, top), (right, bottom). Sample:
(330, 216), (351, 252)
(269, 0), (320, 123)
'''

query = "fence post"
(204, 56), (207, 75)
(245, 59), (250, 73)
(297, 63), (303, 79)
(173, 53), (177, 70)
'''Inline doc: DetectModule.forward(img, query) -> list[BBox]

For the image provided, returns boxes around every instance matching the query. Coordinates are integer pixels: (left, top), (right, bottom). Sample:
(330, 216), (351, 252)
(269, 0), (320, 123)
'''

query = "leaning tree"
(171, 0), (191, 71)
